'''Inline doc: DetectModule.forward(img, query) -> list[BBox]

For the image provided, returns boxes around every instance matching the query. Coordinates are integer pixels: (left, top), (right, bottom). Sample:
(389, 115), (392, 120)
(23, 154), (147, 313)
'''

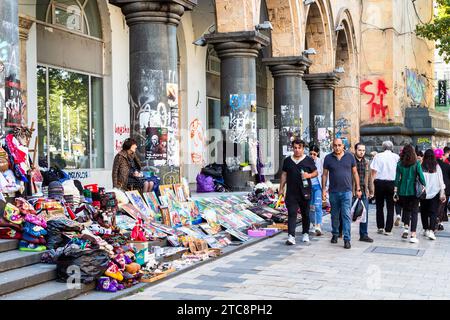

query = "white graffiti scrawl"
(228, 93), (257, 144)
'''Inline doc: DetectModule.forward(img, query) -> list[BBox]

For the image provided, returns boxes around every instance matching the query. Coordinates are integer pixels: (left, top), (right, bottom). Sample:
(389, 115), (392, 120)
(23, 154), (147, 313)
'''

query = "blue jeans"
(330, 191), (352, 241)
(359, 193), (369, 237)
(309, 183), (323, 226)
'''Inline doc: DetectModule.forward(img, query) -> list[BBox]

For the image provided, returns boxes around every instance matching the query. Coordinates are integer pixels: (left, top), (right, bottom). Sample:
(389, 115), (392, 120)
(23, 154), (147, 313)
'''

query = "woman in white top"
(309, 145), (324, 236)
(420, 149), (447, 240)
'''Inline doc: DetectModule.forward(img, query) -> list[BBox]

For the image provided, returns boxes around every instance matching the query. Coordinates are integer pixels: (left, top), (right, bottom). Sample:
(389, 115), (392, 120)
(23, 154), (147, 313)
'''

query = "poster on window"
(5, 76), (24, 127)
(0, 61), (5, 117)
(146, 127), (168, 160)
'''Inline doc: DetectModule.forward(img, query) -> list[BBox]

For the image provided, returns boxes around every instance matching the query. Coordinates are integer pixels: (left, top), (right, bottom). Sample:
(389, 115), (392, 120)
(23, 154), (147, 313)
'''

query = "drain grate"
(365, 246), (425, 257)
(435, 231), (450, 238)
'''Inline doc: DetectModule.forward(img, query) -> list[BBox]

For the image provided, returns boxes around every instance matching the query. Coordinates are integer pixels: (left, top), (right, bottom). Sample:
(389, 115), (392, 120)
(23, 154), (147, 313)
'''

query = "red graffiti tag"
(360, 80), (389, 119)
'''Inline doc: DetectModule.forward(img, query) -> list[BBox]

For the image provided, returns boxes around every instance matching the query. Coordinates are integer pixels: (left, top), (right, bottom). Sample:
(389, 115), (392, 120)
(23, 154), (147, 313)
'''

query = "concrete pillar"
(263, 56), (312, 178)
(19, 15), (33, 125)
(303, 72), (340, 154)
(204, 31), (269, 190)
(109, 0), (196, 183)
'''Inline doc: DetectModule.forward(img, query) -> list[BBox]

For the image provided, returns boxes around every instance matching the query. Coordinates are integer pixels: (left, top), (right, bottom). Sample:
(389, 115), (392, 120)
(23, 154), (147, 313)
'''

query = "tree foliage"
(416, 0), (450, 63)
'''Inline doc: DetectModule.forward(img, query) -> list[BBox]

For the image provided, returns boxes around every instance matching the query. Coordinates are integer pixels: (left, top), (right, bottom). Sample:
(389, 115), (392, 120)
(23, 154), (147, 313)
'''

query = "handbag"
(415, 163), (426, 200)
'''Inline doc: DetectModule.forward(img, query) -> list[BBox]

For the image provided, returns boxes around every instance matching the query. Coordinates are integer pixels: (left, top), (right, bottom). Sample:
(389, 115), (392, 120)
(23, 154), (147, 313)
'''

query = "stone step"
(0, 240), (18, 253)
(0, 264), (56, 296)
(0, 280), (96, 300)
(0, 250), (43, 273)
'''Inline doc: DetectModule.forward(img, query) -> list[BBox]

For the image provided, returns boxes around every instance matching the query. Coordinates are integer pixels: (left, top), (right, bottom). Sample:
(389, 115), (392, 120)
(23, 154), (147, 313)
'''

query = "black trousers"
(286, 196), (310, 237)
(374, 180), (395, 232)
(400, 196), (419, 232)
(438, 194), (449, 223)
(420, 194), (440, 231)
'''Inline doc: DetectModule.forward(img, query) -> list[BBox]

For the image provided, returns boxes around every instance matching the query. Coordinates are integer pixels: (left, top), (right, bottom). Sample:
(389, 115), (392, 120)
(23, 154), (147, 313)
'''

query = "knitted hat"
(48, 181), (64, 200)
(434, 148), (444, 159)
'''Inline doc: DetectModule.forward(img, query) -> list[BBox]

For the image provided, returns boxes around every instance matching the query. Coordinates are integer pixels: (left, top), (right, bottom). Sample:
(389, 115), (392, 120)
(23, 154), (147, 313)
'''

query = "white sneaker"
(422, 230), (428, 237)
(383, 231), (393, 236)
(315, 226), (322, 236)
(410, 236), (419, 243)
(402, 228), (409, 239)
(377, 228), (385, 234)
(394, 215), (401, 227)
(286, 235), (296, 245)
(302, 233), (310, 242)
(428, 230), (436, 240)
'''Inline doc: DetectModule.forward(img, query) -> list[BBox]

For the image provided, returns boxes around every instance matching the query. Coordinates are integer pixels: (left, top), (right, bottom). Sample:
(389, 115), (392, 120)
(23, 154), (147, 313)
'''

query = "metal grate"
(365, 246), (425, 257)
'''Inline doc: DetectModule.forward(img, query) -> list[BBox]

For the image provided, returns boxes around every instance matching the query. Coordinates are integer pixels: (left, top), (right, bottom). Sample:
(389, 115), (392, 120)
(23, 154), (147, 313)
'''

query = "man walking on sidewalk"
(322, 138), (362, 249)
(280, 139), (318, 245)
(353, 143), (374, 243)
(370, 141), (399, 235)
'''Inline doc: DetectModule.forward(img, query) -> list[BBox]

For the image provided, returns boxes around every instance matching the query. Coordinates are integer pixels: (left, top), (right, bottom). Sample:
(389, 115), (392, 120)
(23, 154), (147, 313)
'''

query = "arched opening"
(35, 0), (105, 170)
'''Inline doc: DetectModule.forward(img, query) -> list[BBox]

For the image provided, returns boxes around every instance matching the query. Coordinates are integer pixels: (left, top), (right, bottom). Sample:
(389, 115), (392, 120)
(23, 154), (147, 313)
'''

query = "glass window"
(207, 98), (221, 160)
(37, 65), (104, 169)
(206, 46), (220, 75)
(54, 2), (83, 32)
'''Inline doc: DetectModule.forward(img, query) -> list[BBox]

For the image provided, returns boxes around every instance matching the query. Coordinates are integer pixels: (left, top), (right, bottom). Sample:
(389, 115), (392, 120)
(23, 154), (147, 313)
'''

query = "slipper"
(104, 262), (123, 281)
(18, 240), (46, 252)
(96, 277), (117, 293)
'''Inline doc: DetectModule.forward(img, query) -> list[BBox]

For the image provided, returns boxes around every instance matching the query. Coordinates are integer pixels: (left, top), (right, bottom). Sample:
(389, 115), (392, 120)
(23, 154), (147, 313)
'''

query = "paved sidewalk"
(123, 205), (450, 300)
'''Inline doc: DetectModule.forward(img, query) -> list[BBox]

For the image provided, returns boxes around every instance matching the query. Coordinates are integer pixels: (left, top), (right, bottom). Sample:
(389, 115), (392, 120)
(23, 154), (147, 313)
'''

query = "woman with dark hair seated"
(112, 138), (153, 193)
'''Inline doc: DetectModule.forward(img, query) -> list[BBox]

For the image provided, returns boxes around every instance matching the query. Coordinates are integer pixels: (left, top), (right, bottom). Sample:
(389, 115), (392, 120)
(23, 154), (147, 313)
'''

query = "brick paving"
(123, 205), (450, 300)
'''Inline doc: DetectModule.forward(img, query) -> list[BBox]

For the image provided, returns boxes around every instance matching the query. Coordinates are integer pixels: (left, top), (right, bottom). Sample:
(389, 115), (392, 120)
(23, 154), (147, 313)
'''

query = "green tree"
(416, 0), (450, 63)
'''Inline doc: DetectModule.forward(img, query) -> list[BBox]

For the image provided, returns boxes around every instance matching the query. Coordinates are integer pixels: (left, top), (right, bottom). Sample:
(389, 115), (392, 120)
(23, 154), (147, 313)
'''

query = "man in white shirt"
(370, 141), (400, 235)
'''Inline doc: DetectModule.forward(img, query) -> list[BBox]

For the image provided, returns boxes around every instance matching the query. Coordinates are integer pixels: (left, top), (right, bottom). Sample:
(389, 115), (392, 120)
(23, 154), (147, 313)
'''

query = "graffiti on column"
(314, 115), (332, 155)
(189, 118), (205, 165)
(335, 117), (350, 149)
(301, 126), (310, 143)
(228, 93), (257, 144)
(167, 82), (180, 167)
(280, 105), (303, 156)
(360, 79), (389, 119)
(405, 69), (426, 105)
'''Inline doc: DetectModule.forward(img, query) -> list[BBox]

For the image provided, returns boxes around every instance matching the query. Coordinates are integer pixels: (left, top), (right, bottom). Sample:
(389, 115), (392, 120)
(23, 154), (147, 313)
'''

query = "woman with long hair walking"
(394, 144), (426, 243)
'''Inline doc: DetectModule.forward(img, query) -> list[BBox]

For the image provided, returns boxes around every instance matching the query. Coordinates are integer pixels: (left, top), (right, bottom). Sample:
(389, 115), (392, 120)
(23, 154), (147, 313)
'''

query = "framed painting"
(125, 190), (155, 222)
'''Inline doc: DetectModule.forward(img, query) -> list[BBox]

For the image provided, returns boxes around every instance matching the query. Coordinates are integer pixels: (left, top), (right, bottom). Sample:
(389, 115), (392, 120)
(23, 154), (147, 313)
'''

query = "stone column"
(19, 15), (34, 124)
(204, 31), (269, 190)
(263, 56), (312, 179)
(109, 0), (196, 184)
(303, 72), (340, 154)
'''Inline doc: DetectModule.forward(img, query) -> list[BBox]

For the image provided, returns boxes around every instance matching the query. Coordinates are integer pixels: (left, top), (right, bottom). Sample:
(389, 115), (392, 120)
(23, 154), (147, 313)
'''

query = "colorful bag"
(196, 173), (214, 193)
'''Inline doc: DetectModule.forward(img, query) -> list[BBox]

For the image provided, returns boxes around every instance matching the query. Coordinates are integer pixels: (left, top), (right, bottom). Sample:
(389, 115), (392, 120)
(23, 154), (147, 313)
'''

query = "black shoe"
(359, 235), (374, 243)
(344, 241), (351, 249)
(438, 224), (444, 231)
(331, 235), (338, 244)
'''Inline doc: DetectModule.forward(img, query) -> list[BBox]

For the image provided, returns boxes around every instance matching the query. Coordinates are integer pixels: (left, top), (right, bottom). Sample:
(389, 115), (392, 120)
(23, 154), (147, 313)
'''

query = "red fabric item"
(5, 134), (27, 165)
(64, 203), (76, 220)
(0, 227), (22, 239)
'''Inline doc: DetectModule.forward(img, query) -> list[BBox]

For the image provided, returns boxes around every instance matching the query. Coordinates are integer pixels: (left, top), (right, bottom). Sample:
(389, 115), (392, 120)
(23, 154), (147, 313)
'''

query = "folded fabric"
(18, 240), (46, 252)
(22, 232), (47, 244)
(4, 203), (23, 225)
(104, 262), (124, 281)
(15, 197), (37, 215)
(24, 214), (47, 228)
(23, 221), (47, 237)
(48, 181), (64, 200)
(0, 216), (23, 231)
(0, 227), (22, 239)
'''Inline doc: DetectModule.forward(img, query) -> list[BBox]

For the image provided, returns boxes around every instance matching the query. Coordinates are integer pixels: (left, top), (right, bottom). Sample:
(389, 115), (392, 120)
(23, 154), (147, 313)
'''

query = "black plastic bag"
(201, 163), (224, 179)
(351, 198), (364, 222)
(56, 246), (110, 284)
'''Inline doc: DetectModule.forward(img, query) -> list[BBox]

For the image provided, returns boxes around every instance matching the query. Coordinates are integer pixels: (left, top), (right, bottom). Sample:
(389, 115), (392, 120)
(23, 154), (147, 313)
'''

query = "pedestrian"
(353, 143), (374, 242)
(370, 140), (399, 235)
(279, 139), (318, 245)
(419, 149), (446, 240)
(309, 145), (323, 236)
(322, 138), (362, 249)
(435, 148), (449, 231)
(443, 146), (450, 165)
(393, 144), (426, 243)
(416, 150), (424, 163)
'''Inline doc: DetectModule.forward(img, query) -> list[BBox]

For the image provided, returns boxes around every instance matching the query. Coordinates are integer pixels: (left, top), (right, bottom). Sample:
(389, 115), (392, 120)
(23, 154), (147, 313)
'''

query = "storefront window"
(37, 65), (104, 169)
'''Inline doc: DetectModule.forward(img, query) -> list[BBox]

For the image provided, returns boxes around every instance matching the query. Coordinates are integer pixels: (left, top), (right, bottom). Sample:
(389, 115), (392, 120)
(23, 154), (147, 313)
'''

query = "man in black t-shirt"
(279, 139), (318, 245)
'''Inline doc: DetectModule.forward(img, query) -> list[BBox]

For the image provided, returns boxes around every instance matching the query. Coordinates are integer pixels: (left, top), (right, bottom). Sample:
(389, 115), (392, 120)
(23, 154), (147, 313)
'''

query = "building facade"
(0, 0), (442, 189)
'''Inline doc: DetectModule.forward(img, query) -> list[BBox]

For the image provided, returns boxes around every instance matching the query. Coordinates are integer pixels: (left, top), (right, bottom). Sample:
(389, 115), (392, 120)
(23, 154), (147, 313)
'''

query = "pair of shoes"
(383, 231), (392, 236)
(302, 233), (310, 243)
(409, 236), (419, 243)
(394, 215), (401, 227)
(359, 235), (374, 243)
(344, 241), (351, 249)
(315, 226), (322, 236)
(285, 234), (296, 245)
(377, 228), (385, 234)
(331, 235), (338, 244)
(428, 230), (436, 240)
(402, 228), (409, 239)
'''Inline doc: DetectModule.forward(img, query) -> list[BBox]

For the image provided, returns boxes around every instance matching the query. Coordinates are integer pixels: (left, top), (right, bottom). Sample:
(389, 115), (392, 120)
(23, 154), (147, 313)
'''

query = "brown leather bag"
(0, 147), (9, 172)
